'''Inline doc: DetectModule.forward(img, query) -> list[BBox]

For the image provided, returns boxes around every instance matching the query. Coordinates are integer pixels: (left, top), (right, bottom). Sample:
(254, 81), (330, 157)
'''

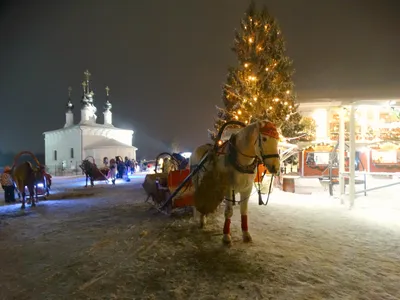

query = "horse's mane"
(235, 121), (259, 145)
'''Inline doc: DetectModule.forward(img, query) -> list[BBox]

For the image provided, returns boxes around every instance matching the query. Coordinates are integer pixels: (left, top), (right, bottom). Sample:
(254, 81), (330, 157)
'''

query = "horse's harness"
(227, 133), (280, 174)
(222, 129), (280, 206)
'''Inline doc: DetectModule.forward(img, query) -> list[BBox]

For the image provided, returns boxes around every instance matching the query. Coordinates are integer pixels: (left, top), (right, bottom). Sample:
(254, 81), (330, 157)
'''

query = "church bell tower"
(64, 86), (74, 127)
(103, 86), (113, 126)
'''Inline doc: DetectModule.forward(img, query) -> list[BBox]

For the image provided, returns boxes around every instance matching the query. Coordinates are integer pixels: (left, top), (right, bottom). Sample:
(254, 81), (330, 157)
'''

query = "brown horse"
(11, 151), (47, 209)
(79, 156), (109, 187)
(79, 159), (96, 187)
(190, 119), (280, 245)
(13, 163), (46, 209)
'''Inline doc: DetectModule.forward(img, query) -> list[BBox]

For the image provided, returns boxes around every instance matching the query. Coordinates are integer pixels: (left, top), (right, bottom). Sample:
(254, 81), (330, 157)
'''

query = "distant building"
(43, 70), (137, 174)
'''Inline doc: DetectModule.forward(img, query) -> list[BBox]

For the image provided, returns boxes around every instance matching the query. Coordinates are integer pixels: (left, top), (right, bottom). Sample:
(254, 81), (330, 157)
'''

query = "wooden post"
(339, 106), (346, 203)
(349, 104), (356, 208)
(328, 162), (333, 196)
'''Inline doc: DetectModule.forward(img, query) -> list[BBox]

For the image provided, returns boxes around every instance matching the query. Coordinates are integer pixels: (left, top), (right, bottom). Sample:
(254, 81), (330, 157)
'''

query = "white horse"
(190, 119), (281, 245)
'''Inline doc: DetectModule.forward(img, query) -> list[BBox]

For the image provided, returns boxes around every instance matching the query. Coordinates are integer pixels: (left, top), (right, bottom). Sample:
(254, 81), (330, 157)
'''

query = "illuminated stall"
(298, 99), (400, 177)
(300, 144), (338, 177)
(368, 143), (400, 172)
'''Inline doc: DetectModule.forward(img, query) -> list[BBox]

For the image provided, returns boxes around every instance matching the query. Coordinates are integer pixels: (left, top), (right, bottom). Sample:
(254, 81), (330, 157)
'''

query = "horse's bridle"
(227, 130), (280, 175)
(257, 133), (280, 162)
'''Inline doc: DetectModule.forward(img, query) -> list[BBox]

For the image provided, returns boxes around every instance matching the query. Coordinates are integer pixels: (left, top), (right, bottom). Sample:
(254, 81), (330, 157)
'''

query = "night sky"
(1, 0), (399, 159)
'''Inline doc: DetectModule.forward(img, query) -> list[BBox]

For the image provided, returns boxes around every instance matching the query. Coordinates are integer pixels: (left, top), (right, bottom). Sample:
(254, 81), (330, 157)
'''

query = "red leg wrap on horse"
(223, 219), (231, 235)
(241, 215), (248, 232)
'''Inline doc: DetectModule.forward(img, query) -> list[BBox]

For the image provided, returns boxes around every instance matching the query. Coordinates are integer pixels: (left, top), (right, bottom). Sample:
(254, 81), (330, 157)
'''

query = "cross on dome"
(84, 69), (91, 81)
(66, 86), (74, 111)
(104, 86), (112, 111)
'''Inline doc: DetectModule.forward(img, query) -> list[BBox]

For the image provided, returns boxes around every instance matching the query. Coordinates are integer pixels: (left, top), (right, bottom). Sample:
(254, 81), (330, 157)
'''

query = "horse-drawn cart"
(143, 120), (283, 246)
(143, 168), (193, 214)
(93, 166), (110, 181)
(142, 121), (279, 216)
(142, 152), (193, 214)
(23, 175), (50, 200)
(80, 156), (110, 186)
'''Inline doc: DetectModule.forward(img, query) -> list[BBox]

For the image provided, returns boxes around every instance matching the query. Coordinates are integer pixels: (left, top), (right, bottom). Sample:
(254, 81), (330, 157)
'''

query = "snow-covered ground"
(0, 174), (399, 299)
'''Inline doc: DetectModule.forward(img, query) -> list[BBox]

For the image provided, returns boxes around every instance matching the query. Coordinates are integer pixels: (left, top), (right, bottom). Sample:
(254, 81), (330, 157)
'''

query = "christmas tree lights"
(211, 1), (304, 141)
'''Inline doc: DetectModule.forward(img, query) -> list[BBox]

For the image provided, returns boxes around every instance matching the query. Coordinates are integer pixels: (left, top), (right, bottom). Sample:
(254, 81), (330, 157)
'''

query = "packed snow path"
(0, 175), (399, 300)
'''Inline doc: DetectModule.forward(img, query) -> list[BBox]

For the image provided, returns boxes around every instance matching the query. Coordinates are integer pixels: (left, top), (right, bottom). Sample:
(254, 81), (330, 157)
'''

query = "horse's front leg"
(199, 212), (207, 228)
(240, 189), (252, 243)
(85, 175), (88, 187)
(90, 176), (94, 187)
(192, 206), (206, 228)
(222, 196), (234, 245)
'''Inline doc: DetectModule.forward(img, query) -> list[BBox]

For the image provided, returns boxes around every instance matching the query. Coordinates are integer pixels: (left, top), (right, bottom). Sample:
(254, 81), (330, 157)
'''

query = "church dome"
(104, 100), (112, 111)
(66, 100), (74, 111)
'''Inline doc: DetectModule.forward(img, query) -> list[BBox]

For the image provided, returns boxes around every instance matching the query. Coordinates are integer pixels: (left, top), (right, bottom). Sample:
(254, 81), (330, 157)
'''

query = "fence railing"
(0, 165), (83, 177)
(45, 163), (84, 177)
(340, 171), (400, 196)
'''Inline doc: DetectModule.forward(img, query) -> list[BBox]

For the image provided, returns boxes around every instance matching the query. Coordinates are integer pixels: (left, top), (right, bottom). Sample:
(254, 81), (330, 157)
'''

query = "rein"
(256, 166), (275, 206)
(224, 165), (275, 206)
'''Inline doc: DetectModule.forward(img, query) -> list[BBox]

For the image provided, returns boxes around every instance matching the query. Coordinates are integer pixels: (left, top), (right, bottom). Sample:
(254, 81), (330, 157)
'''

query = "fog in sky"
(1, 0), (399, 158)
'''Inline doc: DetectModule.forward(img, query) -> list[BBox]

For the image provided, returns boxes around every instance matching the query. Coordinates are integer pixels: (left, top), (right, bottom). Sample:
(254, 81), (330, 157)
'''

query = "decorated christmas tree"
(211, 1), (304, 141)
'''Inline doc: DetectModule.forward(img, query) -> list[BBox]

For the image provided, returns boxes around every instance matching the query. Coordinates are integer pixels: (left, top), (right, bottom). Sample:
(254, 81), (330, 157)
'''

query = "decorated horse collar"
(259, 121), (280, 140)
(227, 134), (259, 174)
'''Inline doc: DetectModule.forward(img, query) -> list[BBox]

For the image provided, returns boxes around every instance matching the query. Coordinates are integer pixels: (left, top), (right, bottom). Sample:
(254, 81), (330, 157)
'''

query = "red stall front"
(300, 144), (349, 177)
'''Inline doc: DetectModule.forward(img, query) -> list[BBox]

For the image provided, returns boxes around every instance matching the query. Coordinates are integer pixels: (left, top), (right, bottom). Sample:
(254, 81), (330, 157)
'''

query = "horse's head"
(257, 120), (281, 174)
(242, 120), (280, 174)
(79, 160), (88, 171)
(82, 159), (92, 168)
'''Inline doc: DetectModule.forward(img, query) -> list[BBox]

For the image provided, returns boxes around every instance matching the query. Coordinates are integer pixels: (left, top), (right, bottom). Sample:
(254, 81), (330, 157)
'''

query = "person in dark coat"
(1, 166), (15, 203)
(117, 161), (125, 179)
(124, 156), (132, 175)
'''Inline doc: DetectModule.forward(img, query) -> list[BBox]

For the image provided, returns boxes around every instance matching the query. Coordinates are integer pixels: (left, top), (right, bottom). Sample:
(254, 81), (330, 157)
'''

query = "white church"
(43, 70), (137, 172)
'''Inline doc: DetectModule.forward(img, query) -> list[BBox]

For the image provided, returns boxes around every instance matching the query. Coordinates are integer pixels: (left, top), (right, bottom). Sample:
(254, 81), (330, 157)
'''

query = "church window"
(54, 150), (57, 161)
(70, 148), (74, 159)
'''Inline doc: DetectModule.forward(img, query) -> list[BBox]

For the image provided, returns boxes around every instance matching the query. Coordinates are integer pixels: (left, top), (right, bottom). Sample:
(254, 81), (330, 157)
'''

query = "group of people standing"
(103, 156), (138, 185)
